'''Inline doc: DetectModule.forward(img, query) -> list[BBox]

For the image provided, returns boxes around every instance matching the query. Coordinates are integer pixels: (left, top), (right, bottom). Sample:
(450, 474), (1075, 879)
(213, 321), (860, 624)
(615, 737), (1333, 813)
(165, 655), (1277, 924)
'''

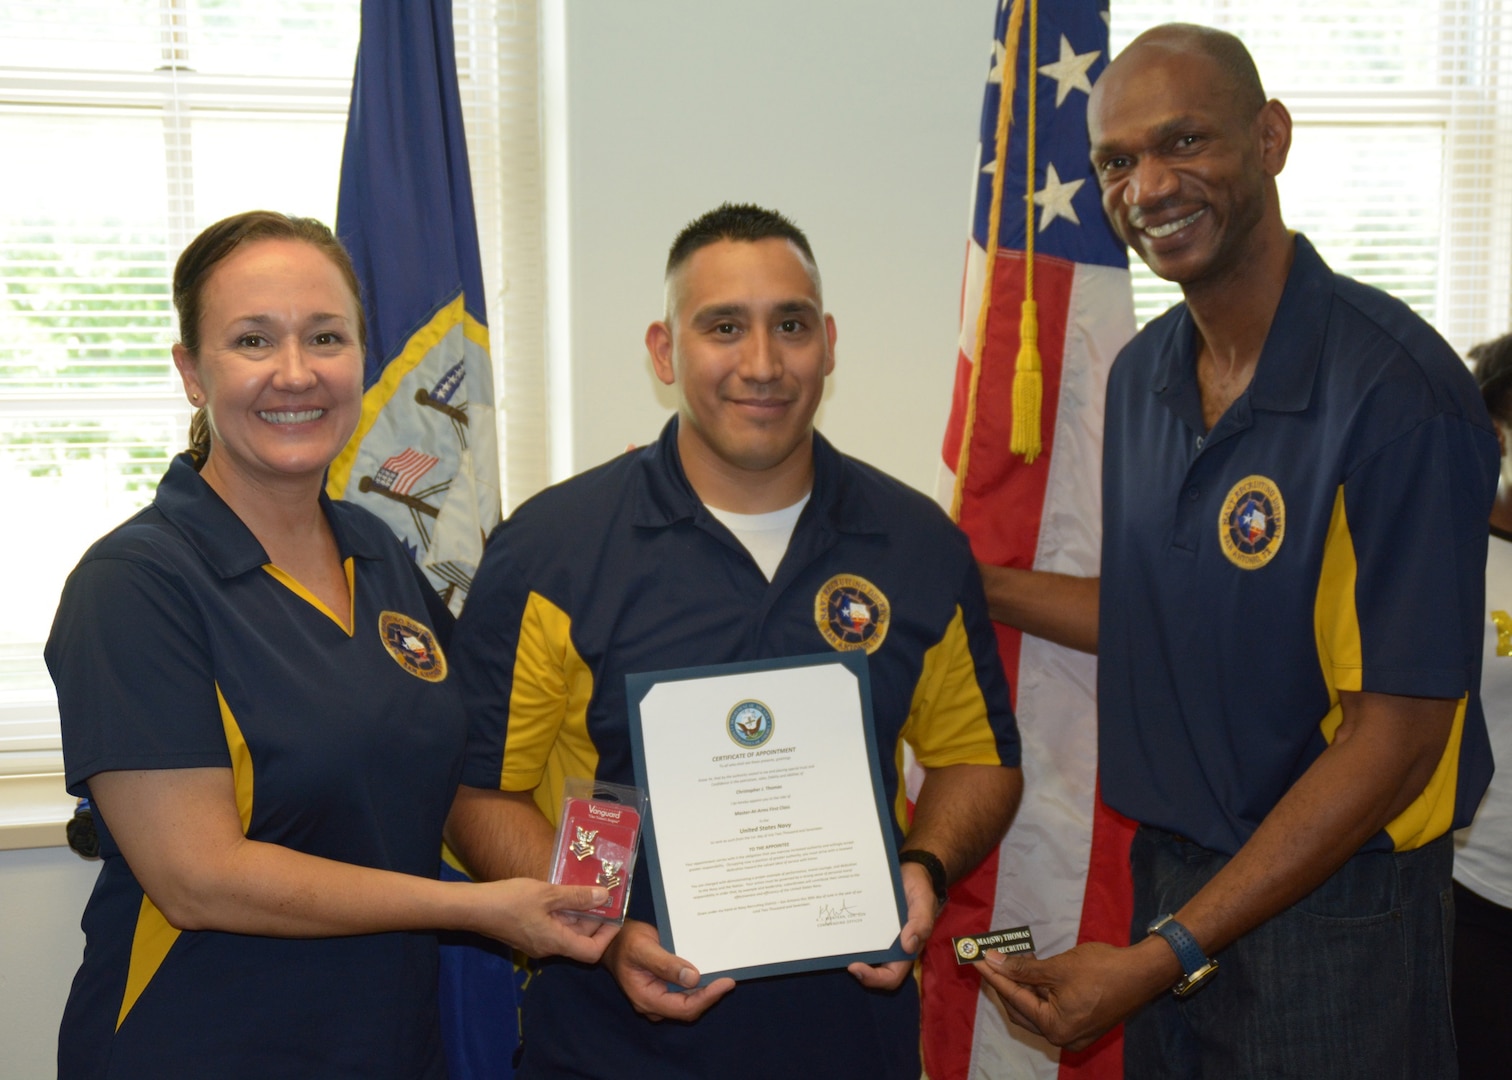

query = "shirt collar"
(153, 452), (385, 579)
(631, 416), (886, 536)
(1150, 233), (1331, 416)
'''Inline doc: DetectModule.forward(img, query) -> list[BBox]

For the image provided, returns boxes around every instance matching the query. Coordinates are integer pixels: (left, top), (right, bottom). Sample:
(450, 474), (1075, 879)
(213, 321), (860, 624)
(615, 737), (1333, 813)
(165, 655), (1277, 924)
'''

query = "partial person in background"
(45, 210), (614, 1079)
(1456, 333), (1512, 1080)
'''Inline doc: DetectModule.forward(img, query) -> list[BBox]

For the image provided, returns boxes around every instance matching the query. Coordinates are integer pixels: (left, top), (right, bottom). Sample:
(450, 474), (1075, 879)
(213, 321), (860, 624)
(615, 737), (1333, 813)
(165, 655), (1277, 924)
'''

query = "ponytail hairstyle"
(172, 211), (366, 465)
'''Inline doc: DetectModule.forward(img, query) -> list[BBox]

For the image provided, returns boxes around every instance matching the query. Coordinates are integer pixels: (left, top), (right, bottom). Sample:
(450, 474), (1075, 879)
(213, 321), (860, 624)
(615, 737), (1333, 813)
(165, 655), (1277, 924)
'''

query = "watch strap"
(898, 849), (949, 906)
(1147, 914), (1218, 996)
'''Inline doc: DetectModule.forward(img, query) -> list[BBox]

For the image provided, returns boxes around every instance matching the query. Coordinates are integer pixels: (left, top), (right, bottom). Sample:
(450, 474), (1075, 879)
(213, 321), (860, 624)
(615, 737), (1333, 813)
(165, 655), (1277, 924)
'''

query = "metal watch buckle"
(1172, 958), (1218, 997)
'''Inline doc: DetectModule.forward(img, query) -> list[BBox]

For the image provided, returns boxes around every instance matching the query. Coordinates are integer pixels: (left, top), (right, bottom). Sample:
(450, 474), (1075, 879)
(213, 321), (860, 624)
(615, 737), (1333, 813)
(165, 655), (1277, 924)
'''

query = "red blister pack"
(550, 784), (645, 923)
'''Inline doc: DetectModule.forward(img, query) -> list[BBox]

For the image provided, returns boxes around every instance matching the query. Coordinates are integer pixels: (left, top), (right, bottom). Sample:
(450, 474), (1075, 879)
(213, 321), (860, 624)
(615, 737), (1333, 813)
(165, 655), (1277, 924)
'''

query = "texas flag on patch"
(925, 2), (1138, 1079)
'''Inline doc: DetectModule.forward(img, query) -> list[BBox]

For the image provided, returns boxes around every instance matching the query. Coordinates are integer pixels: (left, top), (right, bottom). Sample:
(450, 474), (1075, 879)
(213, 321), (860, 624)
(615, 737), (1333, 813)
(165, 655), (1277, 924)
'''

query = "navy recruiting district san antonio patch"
(377, 610), (448, 682)
(727, 699), (775, 749)
(1218, 475), (1285, 570)
(815, 574), (891, 654)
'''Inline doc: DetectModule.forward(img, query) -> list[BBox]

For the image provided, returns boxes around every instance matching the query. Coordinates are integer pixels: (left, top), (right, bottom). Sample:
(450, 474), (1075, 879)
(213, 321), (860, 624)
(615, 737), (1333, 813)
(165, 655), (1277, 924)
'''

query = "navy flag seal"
(377, 610), (448, 682)
(727, 699), (775, 748)
(814, 573), (891, 655)
(1218, 475), (1285, 570)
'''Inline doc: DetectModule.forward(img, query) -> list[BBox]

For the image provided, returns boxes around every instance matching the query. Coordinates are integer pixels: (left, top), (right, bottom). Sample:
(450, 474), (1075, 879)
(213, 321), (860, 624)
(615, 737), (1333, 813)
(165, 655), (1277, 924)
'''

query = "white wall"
(0, 4), (999, 1069)
(558, 0), (991, 494)
(0, 845), (96, 1078)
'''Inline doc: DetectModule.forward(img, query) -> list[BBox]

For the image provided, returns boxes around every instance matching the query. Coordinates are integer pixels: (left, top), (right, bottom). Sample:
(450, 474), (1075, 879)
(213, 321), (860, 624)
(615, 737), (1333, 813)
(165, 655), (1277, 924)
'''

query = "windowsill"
(0, 771), (74, 852)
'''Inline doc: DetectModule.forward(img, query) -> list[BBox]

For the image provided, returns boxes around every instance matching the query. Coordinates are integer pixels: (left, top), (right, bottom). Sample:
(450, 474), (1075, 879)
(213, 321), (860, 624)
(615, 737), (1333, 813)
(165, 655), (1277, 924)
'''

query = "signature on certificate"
(815, 899), (864, 926)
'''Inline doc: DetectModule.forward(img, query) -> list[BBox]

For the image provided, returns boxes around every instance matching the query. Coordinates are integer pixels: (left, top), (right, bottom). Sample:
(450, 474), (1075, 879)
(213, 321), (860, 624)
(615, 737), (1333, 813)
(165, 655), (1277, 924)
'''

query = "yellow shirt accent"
(116, 897), (180, 1031)
(262, 558), (355, 636)
(1492, 610), (1512, 657)
(1313, 486), (1463, 850)
(216, 682), (256, 832)
(894, 605), (1003, 830)
(503, 591), (598, 826)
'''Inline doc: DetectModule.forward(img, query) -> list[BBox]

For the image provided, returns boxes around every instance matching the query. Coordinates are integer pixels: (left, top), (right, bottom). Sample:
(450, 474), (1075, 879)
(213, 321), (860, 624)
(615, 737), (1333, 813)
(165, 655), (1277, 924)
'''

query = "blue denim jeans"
(1124, 826), (1457, 1080)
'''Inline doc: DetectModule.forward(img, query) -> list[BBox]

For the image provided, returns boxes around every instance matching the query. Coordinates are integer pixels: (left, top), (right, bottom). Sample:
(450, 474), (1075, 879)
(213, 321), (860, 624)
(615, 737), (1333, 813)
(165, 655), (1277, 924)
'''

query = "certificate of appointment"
(627, 651), (908, 984)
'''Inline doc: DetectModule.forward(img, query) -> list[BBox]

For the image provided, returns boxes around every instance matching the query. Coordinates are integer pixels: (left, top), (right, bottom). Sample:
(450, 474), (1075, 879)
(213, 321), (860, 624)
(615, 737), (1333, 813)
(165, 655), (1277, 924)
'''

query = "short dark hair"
(1129, 23), (1267, 119)
(173, 210), (366, 463)
(664, 203), (819, 282)
(1470, 332), (1512, 423)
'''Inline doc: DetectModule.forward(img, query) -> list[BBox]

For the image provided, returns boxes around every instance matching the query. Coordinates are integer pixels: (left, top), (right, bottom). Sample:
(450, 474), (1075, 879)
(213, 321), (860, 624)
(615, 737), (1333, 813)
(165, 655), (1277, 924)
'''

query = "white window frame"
(0, 0), (552, 848)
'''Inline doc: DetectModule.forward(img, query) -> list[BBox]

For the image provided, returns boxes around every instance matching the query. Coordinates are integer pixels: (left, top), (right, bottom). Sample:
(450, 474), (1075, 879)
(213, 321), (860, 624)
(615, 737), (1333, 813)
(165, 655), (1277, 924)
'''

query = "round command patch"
(815, 574), (890, 654)
(1218, 475), (1285, 569)
(378, 610), (448, 682)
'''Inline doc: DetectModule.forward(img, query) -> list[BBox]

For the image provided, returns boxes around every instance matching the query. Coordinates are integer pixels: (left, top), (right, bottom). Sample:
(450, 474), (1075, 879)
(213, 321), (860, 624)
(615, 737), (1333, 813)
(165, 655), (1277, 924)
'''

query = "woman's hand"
(467, 878), (620, 963)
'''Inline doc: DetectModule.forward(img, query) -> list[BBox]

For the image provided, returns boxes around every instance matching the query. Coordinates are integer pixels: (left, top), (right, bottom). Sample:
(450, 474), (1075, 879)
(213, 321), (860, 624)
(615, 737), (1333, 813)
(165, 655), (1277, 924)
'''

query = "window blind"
(0, 0), (550, 830)
(1109, 0), (1512, 351)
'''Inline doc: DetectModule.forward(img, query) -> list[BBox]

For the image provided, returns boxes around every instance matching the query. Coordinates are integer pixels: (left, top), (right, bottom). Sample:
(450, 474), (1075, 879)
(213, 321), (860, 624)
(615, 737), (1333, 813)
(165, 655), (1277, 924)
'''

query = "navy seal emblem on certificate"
(815, 574), (891, 654)
(377, 611), (447, 681)
(1218, 475), (1285, 570)
(727, 699), (774, 748)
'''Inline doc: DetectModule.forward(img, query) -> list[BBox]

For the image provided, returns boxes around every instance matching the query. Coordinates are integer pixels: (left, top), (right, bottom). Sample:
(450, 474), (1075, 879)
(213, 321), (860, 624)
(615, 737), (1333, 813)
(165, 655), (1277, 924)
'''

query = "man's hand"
(977, 937), (1179, 1052)
(602, 918), (736, 1022)
(847, 861), (938, 990)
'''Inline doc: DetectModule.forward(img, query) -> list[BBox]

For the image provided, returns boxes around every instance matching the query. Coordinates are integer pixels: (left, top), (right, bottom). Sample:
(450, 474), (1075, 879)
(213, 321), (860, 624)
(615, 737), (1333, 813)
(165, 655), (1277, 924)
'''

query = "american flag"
(926, 2), (1137, 1079)
(373, 447), (440, 496)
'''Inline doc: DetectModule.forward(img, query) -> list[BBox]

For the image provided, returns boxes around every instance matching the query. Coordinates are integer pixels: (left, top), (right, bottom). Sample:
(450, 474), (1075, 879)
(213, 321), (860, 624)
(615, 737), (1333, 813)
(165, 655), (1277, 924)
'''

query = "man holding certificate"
(445, 203), (1023, 1079)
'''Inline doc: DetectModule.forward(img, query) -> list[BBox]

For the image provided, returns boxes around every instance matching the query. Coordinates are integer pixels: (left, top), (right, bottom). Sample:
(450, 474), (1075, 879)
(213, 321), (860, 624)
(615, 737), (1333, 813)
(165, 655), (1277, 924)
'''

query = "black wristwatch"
(1146, 914), (1218, 996)
(898, 849), (949, 908)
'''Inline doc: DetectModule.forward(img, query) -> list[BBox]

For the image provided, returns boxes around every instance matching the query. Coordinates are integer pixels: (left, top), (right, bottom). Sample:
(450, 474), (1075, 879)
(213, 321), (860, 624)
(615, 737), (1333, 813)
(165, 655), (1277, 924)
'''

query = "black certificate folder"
(627, 650), (910, 986)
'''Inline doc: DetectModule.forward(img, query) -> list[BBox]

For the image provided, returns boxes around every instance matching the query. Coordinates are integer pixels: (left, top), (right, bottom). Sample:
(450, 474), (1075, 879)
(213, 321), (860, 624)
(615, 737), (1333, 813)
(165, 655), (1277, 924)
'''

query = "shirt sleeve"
(45, 553), (229, 796)
(901, 554), (1021, 769)
(451, 523), (573, 793)
(1324, 410), (1497, 698)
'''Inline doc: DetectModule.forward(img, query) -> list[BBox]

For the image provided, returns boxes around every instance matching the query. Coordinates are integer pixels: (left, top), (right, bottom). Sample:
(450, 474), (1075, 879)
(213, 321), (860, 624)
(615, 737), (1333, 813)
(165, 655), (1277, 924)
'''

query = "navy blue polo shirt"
(46, 453), (464, 1079)
(452, 417), (1018, 1080)
(1098, 235), (1497, 857)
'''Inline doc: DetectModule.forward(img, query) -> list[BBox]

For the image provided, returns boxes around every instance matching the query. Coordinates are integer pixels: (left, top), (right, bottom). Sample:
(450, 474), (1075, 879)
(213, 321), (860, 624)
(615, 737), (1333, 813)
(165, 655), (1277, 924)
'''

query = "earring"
(569, 826), (598, 861)
(189, 393), (201, 404)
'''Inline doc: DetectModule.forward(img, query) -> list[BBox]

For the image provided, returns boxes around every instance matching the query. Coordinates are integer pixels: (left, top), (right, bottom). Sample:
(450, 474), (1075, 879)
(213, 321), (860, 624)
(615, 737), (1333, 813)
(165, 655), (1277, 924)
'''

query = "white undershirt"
(705, 493), (811, 581)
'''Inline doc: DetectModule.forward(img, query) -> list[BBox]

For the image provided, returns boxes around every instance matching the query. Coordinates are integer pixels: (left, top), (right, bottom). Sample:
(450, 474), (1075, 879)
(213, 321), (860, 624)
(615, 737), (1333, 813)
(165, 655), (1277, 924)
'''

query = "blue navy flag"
(328, 0), (500, 613)
(330, 5), (517, 1078)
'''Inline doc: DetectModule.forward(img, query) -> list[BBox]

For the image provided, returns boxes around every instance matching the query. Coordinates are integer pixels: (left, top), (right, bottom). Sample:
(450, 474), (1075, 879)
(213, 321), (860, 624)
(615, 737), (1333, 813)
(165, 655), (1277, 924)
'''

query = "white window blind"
(1109, 0), (1512, 352)
(0, 0), (549, 843)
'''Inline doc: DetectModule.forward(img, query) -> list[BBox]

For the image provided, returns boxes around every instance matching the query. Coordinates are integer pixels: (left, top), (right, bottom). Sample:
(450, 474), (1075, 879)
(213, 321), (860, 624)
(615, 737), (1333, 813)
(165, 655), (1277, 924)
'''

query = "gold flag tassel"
(1009, 0), (1042, 463)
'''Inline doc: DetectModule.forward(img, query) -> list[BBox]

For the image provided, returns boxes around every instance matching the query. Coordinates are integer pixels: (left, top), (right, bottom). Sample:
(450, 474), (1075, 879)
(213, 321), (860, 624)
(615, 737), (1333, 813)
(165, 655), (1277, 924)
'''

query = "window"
(1109, 0), (1512, 350)
(0, 0), (547, 845)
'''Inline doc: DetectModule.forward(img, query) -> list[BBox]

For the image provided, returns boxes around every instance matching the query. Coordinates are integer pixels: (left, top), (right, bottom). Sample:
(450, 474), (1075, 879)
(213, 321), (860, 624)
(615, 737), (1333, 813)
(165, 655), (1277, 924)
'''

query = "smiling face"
(172, 238), (364, 499)
(1088, 35), (1289, 291)
(646, 237), (836, 512)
